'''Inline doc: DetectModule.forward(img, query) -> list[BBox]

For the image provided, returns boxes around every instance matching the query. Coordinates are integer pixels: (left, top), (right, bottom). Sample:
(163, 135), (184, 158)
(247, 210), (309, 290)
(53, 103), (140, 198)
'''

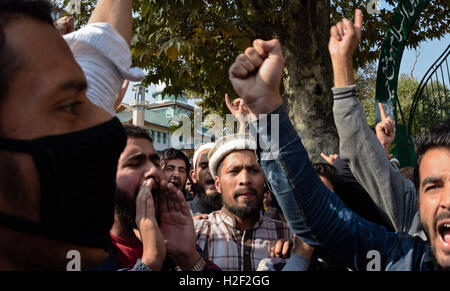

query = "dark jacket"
(250, 101), (436, 271)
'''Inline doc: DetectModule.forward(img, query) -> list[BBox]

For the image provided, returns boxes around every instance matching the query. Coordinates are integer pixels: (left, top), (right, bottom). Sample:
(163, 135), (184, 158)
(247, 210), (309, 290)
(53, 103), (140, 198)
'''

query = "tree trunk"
(274, 0), (339, 162)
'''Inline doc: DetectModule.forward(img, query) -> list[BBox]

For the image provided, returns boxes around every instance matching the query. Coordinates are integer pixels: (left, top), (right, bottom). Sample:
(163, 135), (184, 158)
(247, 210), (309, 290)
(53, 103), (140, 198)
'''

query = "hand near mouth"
(158, 181), (201, 270)
(168, 179), (181, 189)
(135, 179), (166, 271)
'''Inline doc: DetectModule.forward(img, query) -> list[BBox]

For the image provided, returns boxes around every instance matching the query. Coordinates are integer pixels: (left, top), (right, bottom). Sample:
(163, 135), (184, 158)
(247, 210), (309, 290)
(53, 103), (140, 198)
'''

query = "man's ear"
(215, 175), (221, 193)
(190, 169), (197, 183)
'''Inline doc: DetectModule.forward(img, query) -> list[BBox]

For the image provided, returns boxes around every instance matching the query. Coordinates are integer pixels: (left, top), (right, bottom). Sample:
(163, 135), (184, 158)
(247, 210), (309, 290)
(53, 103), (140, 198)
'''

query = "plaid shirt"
(194, 208), (292, 271)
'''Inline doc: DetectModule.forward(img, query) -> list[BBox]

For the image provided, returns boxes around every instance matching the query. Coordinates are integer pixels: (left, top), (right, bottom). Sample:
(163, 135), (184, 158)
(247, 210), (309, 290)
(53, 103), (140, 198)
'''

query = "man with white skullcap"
(194, 133), (292, 271)
(188, 142), (223, 216)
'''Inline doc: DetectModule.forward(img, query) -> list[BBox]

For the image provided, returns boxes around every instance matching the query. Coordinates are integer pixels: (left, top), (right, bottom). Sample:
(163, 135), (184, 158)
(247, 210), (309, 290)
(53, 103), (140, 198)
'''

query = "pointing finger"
(225, 93), (233, 112)
(378, 102), (387, 121)
(354, 9), (363, 40)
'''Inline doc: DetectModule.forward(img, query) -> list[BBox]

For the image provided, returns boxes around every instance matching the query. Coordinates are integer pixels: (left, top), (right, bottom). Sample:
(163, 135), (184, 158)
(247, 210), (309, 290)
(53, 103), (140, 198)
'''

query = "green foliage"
(396, 74), (419, 124)
(55, 0), (449, 116)
(357, 67), (449, 133)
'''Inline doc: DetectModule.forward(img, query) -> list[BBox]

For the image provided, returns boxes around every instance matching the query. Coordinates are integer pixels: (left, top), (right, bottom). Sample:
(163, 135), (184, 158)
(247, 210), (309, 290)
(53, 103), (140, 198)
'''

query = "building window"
(163, 133), (166, 144)
(157, 131), (161, 143)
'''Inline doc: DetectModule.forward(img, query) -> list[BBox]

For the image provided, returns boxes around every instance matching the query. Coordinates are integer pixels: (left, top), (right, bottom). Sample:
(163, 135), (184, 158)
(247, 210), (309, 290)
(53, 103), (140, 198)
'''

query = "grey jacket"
(332, 85), (424, 238)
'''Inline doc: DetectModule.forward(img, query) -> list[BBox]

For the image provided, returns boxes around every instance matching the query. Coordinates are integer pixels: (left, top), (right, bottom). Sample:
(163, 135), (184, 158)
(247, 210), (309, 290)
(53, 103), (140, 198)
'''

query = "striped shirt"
(194, 208), (292, 271)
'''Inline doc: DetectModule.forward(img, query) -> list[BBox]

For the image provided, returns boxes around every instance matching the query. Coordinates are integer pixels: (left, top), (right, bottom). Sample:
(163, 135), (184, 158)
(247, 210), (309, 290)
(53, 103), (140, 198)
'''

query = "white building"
(116, 83), (198, 158)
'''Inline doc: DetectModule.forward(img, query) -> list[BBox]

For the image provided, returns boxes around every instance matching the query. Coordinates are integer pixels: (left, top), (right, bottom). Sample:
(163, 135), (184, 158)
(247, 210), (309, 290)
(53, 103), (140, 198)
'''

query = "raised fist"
(228, 39), (284, 118)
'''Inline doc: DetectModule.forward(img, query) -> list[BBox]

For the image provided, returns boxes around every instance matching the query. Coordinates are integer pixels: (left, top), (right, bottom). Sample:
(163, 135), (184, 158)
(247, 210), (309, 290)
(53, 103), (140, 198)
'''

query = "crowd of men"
(0, 0), (448, 271)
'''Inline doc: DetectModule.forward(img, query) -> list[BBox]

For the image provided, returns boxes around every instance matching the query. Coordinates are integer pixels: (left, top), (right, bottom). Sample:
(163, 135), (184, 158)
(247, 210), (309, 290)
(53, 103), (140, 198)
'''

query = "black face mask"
(0, 117), (126, 250)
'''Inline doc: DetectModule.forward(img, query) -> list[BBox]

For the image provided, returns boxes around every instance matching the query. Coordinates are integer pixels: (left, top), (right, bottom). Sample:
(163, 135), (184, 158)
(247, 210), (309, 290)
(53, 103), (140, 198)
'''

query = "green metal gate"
(375, 0), (449, 167)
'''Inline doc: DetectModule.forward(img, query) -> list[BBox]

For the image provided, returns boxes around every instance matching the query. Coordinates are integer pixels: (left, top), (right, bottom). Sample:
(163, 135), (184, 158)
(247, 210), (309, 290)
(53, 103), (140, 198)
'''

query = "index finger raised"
(354, 9), (363, 39)
(378, 102), (387, 121)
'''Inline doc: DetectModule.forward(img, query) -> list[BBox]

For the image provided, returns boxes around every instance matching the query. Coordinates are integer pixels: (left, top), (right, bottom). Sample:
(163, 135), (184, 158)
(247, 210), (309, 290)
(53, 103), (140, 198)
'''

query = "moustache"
(234, 187), (259, 198)
(434, 210), (450, 229)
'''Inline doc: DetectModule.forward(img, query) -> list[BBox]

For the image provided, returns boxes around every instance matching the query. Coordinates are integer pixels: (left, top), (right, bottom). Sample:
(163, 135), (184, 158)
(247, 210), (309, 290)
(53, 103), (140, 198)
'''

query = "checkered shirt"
(194, 209), (292, 271)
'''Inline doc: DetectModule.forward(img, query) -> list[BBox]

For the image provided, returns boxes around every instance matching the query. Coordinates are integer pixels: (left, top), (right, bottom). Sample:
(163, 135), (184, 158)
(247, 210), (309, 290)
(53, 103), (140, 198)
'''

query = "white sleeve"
(64, 23), (145, 116)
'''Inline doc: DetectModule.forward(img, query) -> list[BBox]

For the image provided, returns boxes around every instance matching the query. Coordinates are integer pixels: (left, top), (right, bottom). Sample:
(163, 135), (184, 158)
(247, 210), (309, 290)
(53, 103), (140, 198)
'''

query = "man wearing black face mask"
(0, 0), (135, 270)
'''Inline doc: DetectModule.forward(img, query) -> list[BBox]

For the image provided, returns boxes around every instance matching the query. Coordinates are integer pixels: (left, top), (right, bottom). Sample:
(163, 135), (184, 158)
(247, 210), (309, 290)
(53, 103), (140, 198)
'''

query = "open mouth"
(204, 179), (216, 189)
(169, 180), (180, 189)
(437, 221), (450, 250)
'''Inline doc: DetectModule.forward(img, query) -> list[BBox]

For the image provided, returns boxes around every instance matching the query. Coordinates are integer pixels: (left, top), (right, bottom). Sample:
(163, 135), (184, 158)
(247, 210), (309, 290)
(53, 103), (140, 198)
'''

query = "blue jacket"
(250, 102), (436, 271)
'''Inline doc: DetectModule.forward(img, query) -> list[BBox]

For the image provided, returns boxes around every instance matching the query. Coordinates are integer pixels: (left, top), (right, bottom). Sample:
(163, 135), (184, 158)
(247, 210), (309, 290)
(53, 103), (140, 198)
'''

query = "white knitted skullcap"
(208, 133), (257, 177)
(193, 142), (215, 171)
(390, 158), (400, 168)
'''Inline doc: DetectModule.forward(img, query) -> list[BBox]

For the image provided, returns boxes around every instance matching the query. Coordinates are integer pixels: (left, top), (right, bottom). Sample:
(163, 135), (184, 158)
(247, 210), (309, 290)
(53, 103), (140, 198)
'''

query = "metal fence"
(392, 44), (449, 167)
(408, 44), (449, 139)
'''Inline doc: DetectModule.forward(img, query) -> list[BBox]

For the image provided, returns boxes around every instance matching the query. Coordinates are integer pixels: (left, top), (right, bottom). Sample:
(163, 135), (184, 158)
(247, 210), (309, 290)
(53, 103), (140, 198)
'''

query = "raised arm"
(376, 103), (396, 158)
(88, 0), (133, 45)
(64, 0), (144, 116)
(329, 9), (421, 235)
(228, 10), (404, 270)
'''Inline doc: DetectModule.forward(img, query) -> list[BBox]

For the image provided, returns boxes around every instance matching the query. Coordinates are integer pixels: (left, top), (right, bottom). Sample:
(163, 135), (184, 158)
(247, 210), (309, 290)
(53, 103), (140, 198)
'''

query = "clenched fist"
(229, 39), (284, 119)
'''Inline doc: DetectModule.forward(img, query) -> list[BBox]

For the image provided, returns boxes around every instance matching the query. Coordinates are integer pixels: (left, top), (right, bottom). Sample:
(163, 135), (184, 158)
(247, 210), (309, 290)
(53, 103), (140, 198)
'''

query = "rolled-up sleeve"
(64, 23), (145, 116)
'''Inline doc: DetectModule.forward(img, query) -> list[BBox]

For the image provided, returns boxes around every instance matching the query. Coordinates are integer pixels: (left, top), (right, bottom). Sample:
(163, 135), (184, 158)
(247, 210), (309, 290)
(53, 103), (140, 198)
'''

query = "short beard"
(424, 236), (450, 271)
(114, 187), (138, 231)
(224, 198), (263, 220)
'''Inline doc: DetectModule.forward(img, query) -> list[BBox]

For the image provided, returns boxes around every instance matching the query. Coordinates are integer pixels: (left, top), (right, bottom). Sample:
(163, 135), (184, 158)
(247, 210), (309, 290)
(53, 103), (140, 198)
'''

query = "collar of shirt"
(219, 208), (263, 232)
(110, 232), (143, 269)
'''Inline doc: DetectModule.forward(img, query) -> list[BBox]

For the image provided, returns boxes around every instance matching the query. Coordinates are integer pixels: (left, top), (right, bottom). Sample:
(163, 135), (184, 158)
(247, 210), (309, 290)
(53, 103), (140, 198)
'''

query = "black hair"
(0, 0), (55, 100)
(313, 162), (340, 191)
(414, 119), (450, 190)
(123, 124), (153, 144)
(160, 148), (191, 174)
